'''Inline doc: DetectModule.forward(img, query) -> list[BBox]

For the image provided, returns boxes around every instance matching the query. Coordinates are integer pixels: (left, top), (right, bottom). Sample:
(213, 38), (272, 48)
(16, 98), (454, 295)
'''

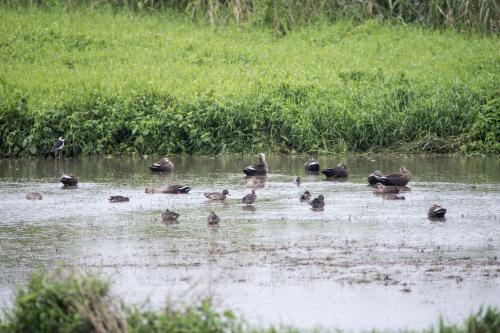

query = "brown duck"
(207, 212), (220, 226)
(149, 157), (173, 172)
(109, 195), (129, 203)
(304, 158), (320, 173)
(322, 163), (348, 178)
(309, 195), (325, 209)
(243, 153), (268, 176)
(162, 209), (180, 224)
(204, 190), (230, 200)
(161, 185), (191, 194)
(369, 167), (412, 187)
(242, 189), (257, 205)
(60, 174), (78, 187)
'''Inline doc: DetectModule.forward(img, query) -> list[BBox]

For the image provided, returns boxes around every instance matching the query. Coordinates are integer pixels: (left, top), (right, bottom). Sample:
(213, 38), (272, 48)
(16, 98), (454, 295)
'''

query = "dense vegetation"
(0, 8), (499, 156)
(1, 269), (500, 333)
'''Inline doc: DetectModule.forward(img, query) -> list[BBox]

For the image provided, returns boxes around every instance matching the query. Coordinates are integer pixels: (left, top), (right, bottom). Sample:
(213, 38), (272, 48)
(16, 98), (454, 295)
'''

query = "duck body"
(204, 190), (230, 200)
(162, 185), (191, 194)
(207, 212), (220, 226)
(149, 157), (173, 172)
(26, 192), (42, 200)
(242, 190), (257, 205)
(109, 195), (129, 203)
(368, 170), (383, 185)
(60, 174), (78, 187)
(373, 183), (400, 195)
(309, 195), (325, 209)
(243, 153), (268, 176)
(162, 209), (180, 224)
(428, 204), (446, 219)
(304, 158), (320, 173)
(300, 191), (311, 202)
(372, 167), (412, 187)
(322, 163), (348, 178)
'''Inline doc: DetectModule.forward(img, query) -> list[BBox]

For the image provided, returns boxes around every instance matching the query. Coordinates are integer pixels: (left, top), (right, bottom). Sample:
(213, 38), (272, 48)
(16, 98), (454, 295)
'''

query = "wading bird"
(52, 137), (65, 158)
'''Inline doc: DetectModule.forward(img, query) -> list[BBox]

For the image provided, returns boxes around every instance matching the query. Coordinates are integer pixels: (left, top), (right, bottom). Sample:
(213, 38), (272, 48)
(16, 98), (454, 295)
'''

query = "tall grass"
(0, 9), (498, 156)
(1, 269), (500, 333)
(0, 0), (498, 33)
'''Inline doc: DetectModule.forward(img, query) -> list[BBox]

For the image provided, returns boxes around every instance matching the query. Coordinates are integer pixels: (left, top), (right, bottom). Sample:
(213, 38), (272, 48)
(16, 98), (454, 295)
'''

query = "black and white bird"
(304, 158), (320, 173)
(242, 153), (268, 176)
(52, 137), (65, 158)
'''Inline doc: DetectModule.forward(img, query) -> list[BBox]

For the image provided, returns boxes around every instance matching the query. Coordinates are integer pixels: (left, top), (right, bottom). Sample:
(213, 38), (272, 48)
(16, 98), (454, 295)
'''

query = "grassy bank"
(1, 269), (500, 333)
(0, 8), (499, 156)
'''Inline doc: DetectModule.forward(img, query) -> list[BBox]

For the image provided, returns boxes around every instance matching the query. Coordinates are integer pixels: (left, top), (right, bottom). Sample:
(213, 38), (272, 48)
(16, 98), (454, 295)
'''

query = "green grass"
(1, 269), (500, 333)
(0, 8), (499, 156)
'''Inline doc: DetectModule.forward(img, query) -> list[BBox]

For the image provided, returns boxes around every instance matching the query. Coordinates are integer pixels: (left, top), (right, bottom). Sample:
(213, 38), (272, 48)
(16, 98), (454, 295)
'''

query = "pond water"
(0, 155), (499, 331)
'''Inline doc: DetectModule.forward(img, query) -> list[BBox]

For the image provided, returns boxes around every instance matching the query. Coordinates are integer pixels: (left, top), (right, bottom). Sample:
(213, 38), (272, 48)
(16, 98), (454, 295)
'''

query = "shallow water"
(1, 155), (499, 331)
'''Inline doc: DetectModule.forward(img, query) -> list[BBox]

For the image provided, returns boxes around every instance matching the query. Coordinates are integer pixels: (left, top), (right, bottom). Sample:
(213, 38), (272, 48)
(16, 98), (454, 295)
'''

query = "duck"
(108, 195), (129, 203)
(162, 209), (180, 224)
(309, 195), (325, 209)
(304, 158), (320, 173)
(246, 176), (266, 188)
(26, 192), (42, 200)
(161, 185), (191, 194)
(242, 189), (257, 205)
(322, 163), (348, 178)
(149, 157), (173, 172)
(294, 177), (301, 186)
(428, 204), (446, 219)
(300, 191), (311, 202)
(370, 167), (412, 187)
(207, 212), (220, 226)
(373, 183), (400, 194)
(368, 170), (383, 185)
(204, 190), (230, 200)
(60, 174), (78, 187)
(243, 153), (268, 176)
(145, 187), (156, 193)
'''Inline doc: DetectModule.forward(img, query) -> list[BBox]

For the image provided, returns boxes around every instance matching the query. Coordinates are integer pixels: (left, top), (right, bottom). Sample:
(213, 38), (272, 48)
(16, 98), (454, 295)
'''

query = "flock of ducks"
(25, 152), (448, 224)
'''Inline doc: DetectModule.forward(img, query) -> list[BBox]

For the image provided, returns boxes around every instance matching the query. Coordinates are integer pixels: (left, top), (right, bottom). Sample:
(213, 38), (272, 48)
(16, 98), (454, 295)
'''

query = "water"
(1, 155), (499, 331)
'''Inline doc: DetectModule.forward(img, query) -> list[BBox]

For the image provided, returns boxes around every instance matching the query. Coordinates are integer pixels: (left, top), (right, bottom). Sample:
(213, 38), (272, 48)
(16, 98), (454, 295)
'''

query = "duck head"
(222, 189), (230, 196)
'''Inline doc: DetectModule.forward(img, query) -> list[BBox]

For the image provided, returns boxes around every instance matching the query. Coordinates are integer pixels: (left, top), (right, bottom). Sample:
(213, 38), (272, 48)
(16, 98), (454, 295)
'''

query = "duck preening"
(26, 192), (42, 200)
(243, 153), (268, 176)
(162, 209), (180, 224)
(304, 158), (320, 173)
(207, 212), (220, 226)
(60, 174), (78, 187)
(322, 163), (348, 179)
(161, 185), (191, 194)
(242, 189), (257, 205)
(204, 190), (230, 200)
(428, 204), (446, 219)
(149, 157), (173, 173)
(368, 167), (412, 187)
(309, 195), (325, 209)
(373, 183), (400, 195)
(52, 137), (64, 158)
(109, 195), (129, 203)
(300, 191), (311, 202)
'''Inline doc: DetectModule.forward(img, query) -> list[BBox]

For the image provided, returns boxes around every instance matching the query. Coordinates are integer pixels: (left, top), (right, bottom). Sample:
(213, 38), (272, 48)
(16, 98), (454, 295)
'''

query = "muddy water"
(0, 155), (499, 331)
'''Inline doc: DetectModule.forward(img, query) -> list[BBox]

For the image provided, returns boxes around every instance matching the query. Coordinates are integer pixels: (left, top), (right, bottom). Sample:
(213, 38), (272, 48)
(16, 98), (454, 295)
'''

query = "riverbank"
(1, 269), (499, 333)
(0, 8), (498, 156)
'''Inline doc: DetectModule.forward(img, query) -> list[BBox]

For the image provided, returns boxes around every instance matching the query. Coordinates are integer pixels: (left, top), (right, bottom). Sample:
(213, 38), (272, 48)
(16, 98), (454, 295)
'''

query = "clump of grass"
(1, 269), (500, 333)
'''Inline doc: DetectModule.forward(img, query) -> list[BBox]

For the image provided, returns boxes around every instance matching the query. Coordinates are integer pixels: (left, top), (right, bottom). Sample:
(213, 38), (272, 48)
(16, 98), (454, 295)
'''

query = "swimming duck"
(241, 189), (257, 205)
(243, 153), (268, 176)
(246, 176), (266, 188)
(368, 170), (383, 185)
(162, 209), (180, 224)
(161, 185), (191, 194)
(149, 157), (173, 173)
(309, 195), (325, 209)
(294, 177), (301, 186)
(60, 174), (78, 187)
(204, 190), (230, 200)
(322, 163), (348, 178)
(207, 212), (220, 226)
(428, 204), (446, 219)
(300, 191), (311, 202)
(109, 195), (129, 203)
(373, 183), (400, 195)
(304, 158), (320, 173)
(370, 167), (412, 187)
(26, 192), (42, 200)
